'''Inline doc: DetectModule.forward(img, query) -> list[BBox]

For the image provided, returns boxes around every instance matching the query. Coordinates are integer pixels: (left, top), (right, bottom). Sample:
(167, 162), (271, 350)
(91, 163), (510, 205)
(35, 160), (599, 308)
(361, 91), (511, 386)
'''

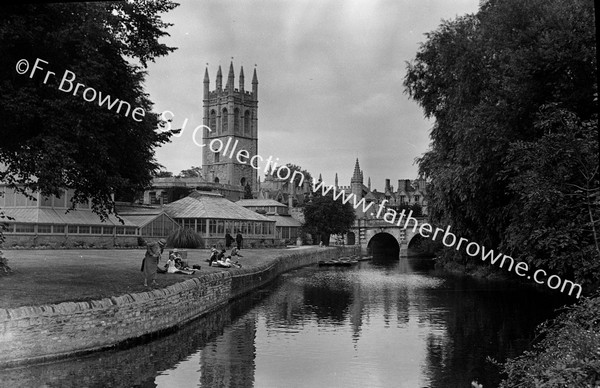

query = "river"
(0, 256), (571, 388)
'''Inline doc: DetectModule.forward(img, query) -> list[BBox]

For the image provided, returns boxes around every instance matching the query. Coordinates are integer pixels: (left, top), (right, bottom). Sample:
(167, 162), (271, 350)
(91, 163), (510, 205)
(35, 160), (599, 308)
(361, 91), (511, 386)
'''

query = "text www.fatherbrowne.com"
(18, 57), (581, 298)
(311, 180), (583, 299)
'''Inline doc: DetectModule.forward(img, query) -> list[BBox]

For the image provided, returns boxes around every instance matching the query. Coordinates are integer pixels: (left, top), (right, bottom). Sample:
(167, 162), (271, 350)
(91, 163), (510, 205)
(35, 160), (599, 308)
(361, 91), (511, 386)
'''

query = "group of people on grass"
(207, 245), (243, 268)
(141, 238), (245, 286)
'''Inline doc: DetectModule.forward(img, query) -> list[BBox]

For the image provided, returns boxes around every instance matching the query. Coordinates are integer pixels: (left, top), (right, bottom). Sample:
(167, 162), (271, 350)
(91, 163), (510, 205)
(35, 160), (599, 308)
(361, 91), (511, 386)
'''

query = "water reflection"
(0, 258), (570, 388)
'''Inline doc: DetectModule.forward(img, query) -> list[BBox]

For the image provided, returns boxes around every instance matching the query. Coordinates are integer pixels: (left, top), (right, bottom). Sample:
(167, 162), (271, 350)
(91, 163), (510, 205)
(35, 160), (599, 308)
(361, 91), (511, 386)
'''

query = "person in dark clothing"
(225, 231), (234, 249)
(236, 231), (243, 249)
(141, 238), (166, 286)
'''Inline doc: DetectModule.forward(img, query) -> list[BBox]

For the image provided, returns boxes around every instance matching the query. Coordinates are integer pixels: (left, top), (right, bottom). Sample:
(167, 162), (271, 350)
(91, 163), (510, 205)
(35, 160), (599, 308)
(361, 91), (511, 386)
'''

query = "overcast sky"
(145, 0), (480, 191)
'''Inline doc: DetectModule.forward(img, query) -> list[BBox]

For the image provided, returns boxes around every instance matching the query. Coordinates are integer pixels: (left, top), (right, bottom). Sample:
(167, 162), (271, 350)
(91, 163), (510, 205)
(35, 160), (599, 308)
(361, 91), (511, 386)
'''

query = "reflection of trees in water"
(419, 282), (570, 388)
(0, 291), (267, 388)
(303, 271), (354, 323)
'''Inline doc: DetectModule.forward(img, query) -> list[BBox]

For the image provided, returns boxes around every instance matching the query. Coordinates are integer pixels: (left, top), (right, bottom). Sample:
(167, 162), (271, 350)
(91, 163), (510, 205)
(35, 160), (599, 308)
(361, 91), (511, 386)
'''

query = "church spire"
(239, 66), (245, 92)
(335, 173), (339, 188)
(216, 65), (222, 90)
(368, 177), (371, 191)
(226, 61), (234, 91)
(203, 67), (210, 100)
(351, 158), (362, 183)
(252, 66), (258, 100)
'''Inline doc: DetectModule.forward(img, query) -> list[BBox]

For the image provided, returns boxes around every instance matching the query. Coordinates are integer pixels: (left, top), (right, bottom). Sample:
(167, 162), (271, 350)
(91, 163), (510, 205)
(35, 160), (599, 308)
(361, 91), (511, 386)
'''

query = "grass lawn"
(0, 246), (321, 310)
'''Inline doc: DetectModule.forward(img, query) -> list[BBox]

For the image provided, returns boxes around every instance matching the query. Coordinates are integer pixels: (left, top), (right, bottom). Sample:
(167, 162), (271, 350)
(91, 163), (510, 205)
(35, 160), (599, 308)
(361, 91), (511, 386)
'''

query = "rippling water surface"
(1, 257), (569, 388)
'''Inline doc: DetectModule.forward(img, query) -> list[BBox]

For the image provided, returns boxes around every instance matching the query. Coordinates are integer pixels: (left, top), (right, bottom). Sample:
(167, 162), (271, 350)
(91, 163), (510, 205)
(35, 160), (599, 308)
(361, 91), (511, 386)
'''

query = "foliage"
(302, 190), (356, 246)
(178, 166), (202, 178)
(244, 183), (254, 199)
(153, 170), (174, 178)
(167, 227), (204, 249)
(502, 106), (599, 289)
(499, 295), (600, 387)
(0, 251), (12, 276)
(0, 2), (178, 223)
(404, 0), (598, 287)
(286, 163), (313, 187)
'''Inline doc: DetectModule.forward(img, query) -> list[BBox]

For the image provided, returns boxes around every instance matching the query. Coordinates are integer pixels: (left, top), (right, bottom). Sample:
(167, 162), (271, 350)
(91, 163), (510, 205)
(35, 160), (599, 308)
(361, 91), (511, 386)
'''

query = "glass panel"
(15, 224), (35, 233)
(102, 226), (113, 235)
(116, 227), (125, 235)
(217, 220), (224, 235)
(68, 225), (78, 234)
(4, 190), (15, 207)
(15, 192), (27, 206)
(53, 193), (67, 208)
(79, 226), (91, 234)
(91, 226), (102, 234)
(209, 219), (217, 235)
(125, 227), (137, 235)
(53, 225), (65, 234)
(41, 196), (52, 207)
(37, 224), (52, 233)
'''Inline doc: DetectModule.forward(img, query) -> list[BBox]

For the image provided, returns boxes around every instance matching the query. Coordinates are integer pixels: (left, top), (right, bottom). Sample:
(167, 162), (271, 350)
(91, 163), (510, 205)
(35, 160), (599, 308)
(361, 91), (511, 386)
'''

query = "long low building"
(235, 199), (303, 243)
(0, 185), (276, 248)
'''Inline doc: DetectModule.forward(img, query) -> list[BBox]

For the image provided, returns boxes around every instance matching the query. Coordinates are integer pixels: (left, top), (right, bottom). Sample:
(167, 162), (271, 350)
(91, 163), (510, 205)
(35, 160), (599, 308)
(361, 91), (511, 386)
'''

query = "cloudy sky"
(145, 0), (480, 190)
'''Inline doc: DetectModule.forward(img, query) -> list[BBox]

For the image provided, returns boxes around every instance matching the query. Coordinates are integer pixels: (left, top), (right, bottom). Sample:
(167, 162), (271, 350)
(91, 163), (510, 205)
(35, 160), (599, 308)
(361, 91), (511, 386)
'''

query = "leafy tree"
(404, 0), (598, 287)
(153, 170), (174, 178)
(244, 183), (253, 199)
(286, 163), (312, 187)
(0, 2), (178, 223)
(302, 191), (356, 246)
(178, 166), (202, 178)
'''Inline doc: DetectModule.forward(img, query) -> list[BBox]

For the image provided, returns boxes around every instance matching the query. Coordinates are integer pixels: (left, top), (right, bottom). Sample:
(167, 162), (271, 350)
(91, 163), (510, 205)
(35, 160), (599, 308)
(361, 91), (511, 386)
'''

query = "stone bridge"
(345, 216), (429, 257)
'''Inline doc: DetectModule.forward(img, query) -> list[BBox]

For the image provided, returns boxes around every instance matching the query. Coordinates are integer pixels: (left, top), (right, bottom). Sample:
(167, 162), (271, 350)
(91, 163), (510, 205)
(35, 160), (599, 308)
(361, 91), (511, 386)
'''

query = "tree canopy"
(302, 188), (356, 245)
(0, 1), (178, 220)
(404, 0), (598, 288)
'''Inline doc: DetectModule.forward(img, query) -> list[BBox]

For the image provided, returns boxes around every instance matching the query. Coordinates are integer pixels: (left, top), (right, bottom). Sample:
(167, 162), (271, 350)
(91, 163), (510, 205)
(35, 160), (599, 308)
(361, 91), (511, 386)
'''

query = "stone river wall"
(0, 246), (359, 366)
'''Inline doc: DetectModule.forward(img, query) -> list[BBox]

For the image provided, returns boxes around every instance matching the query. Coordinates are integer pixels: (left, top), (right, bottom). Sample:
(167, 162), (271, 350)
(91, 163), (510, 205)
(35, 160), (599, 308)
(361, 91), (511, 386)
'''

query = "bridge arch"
(367, 232), (400, 258)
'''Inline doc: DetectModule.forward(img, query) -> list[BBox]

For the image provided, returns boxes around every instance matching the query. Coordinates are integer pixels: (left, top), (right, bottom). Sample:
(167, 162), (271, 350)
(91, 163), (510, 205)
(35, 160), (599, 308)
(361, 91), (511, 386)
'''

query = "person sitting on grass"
(214, 257), (242, 269)
(169, 248), (189, 269)
(165, 256), (196, 275)
(207, 245), (218, 265)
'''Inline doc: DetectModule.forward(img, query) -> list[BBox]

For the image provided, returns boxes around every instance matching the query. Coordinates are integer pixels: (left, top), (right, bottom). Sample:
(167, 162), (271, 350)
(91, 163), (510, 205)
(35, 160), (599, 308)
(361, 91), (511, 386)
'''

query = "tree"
(178, 166), (202, 178)
(286, 163), (313, 187)
(153, 170), (174, 178)
(302, 192), (356, 246)
(244, 183), (253, 199)
(0, 2), (178, 223)
(404, 0), (597, 287)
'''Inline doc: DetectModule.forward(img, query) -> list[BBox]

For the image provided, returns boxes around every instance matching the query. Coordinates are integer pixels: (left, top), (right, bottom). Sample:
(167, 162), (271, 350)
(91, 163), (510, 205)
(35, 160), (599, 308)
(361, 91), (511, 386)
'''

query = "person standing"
(142, 238), (166, 287)
(236, 231), (243, 249)
(225, 231), (234, 249)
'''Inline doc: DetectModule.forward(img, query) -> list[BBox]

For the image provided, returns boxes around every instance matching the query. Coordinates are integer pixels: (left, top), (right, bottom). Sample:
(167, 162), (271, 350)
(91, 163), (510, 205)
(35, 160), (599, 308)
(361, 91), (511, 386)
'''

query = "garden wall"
(0, 246), (359, 366)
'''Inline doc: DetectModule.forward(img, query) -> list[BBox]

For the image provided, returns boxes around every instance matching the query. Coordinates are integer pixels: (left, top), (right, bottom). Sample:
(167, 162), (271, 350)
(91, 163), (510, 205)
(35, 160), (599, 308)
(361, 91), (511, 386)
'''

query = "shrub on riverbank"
(499, 295), (600, 387)
(0, 252), (12, 276)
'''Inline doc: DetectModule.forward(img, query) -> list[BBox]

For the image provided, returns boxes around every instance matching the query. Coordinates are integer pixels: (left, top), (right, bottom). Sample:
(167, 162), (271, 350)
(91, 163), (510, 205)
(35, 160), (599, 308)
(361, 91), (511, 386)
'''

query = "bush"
(0, 251), (12, 276)
(167, 228), (204, 249)
(500, 296), (600, 387)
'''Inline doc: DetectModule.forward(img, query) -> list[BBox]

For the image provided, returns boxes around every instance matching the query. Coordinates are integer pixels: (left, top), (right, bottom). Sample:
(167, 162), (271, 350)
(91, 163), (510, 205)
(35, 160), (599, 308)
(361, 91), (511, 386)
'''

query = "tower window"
(209, 110), (217, 133)
(234, 108), (240, 133)
(240, 177), (246, 186)
(215, 152), (220, 163)
(214, 177), (220, 183)
(222, 108), (228, 132)
(244, 110), (251, 135)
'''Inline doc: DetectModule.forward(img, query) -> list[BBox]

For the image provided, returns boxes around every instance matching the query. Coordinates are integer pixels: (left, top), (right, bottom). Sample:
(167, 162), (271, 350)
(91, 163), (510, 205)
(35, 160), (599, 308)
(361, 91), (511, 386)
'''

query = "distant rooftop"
(163, 191), (274, 221)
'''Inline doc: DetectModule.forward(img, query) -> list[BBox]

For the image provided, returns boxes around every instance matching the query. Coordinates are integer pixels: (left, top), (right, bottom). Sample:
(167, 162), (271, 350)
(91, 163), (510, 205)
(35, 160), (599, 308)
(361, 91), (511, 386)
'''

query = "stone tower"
(202, 62), (259, 189)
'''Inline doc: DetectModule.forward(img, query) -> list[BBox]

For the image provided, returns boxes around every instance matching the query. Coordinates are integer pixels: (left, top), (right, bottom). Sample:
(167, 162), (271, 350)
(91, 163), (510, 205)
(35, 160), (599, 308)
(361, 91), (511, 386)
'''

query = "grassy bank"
(0, 247), (321, 309)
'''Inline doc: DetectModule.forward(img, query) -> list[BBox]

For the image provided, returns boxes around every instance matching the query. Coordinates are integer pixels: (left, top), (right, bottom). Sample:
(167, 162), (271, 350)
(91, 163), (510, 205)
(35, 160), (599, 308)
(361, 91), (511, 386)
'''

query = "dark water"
(0, 257), (571, 388)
